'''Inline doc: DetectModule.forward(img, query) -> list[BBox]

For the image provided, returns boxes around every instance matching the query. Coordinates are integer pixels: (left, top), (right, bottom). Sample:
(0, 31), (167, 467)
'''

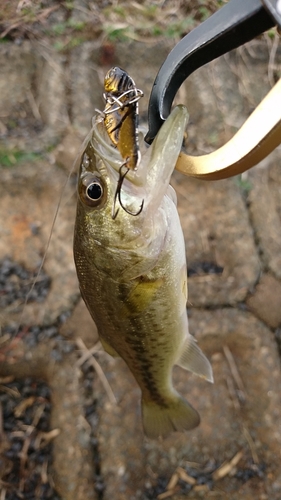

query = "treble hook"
(112, 163), (144, 220)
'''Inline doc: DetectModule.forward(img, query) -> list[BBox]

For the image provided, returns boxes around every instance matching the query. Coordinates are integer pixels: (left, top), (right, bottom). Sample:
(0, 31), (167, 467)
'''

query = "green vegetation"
(0, 150), (41, 168)
(0, 1), (277, 50)
(235, 175), (252, 195)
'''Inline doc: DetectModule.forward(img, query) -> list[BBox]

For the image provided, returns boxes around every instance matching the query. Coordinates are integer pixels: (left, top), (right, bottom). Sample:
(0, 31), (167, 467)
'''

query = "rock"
(54, 129), (83, 172)
(0, 41), (70, 149)
(69, 41), (104, 135)
(50, 358), (97, 500)
(60, 299), (99, 347)
(36, 46), (70, 134)
(172, 173), (260, 306)
(0, 161), (79, 327)
(0, 42), (40, 118)
(246, 273), (281, 328)
(248, 165), (281, 280)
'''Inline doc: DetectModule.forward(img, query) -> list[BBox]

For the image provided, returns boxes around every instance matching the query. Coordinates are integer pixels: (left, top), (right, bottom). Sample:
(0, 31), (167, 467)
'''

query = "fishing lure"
(103, 66), (143, 171)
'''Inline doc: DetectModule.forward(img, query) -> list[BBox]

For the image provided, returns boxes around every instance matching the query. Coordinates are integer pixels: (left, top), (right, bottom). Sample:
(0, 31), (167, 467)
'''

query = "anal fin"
(177, 335), (213, 383)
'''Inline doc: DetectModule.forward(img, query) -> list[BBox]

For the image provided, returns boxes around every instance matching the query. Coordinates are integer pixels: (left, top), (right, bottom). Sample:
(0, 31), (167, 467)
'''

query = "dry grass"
(0, 0), (225, 47)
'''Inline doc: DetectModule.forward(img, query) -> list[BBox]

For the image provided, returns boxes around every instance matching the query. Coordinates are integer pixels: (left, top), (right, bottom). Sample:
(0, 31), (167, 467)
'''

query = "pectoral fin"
(100, 337), (119, 358)
(177, 335), (213, 383)
(122, 278), (164, 316)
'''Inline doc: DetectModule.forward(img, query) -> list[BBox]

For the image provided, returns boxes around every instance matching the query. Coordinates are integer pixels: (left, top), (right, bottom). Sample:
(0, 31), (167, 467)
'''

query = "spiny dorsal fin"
(177, 335), (213, 383)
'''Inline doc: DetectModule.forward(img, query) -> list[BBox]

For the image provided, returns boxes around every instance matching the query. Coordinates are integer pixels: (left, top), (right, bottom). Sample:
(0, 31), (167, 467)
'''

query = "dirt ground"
(1, 2), (281, 500)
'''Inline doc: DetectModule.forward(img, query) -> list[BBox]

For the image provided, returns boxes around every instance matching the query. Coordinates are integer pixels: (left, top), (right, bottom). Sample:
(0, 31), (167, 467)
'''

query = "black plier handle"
(144, 0), (281, 181)
(145, 0), (280, 145)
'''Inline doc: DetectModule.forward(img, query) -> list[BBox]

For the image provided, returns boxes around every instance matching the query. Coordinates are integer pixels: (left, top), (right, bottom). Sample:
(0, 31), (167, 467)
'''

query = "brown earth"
(0, 9), (281, 500)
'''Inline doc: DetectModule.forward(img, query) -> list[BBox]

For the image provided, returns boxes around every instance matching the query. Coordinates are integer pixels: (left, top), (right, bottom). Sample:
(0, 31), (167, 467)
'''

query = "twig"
(157, 466), (197, 499)
(225, 374), (241, 411)
(76, 338), (117, 404)
(14, 397), (36, 418)
(40, 459), (49, 484)
(31, 403), (46, 428)
(0, 488), (7, 500)
(0, 402), (3, 439)
(0, 385), (21, 398)
(0, 22), (22, 38)
(89, 355), (117, 405)
(194, 484), (210, 492)
(76, 341), (102, 367)
(223, 345), (246, 403)
(243, 425), (259, 464)
(0, 376), (14, 384)
(268, 31), (280, 87)
(19, 435), (32, 491)
(166, 471), (179, 490)
(212, 451), (243, 481)
(26, 89), (42, 121)
(35, 428), (60, 448)
(157, 489), (176, 500)
(177, 467), (197, 485)
(16, 0), (32, 12)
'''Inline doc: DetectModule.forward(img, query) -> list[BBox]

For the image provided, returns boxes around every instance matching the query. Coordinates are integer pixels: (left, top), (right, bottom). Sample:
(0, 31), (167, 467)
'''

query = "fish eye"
(79, 174), (106, 208)
(87, 182), (103, 201)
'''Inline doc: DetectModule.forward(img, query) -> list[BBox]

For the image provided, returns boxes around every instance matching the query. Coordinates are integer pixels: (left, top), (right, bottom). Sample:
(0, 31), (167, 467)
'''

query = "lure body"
(103, 66), (142, 170)
(74, 105), (213, 439)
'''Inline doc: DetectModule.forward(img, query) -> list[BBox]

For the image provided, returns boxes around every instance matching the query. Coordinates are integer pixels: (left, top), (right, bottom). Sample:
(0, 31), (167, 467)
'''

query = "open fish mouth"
(88, 114), (148, 220)
(91, 114), (148, 186)
(88, 105), (189, 219)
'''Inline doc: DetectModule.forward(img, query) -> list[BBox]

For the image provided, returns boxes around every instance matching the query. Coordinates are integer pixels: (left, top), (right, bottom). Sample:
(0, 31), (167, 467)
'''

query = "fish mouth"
(88, 106), (189, 218)
(90, 113), (149, 219)
(91, 114), (148, 188)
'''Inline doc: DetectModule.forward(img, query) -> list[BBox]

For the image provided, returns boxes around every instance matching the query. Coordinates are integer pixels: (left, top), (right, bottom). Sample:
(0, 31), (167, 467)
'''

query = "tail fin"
(142, 394), (200, 439)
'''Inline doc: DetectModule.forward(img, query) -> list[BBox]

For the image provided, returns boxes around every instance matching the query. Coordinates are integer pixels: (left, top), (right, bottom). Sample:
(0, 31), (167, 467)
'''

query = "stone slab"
(248, 159), (281, 280)
(246, 273), (281, 328)
(172, 173), (260, 306)
(0, 161), (79, 327)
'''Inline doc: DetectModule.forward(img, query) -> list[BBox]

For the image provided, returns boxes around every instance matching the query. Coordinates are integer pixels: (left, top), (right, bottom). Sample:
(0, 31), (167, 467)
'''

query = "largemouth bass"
(73, 104), (213, 439)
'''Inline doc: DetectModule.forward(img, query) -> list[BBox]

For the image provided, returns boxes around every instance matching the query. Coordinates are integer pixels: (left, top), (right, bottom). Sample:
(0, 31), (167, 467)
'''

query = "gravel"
(0, 377), (61, 500)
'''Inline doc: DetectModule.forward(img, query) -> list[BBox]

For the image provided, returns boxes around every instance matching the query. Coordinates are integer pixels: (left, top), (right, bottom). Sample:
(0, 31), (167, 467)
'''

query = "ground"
(0, 2), (281, 500)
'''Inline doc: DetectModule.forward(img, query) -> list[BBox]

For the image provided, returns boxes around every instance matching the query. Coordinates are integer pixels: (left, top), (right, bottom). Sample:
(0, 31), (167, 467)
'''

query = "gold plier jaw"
(175, 77), (281, 180)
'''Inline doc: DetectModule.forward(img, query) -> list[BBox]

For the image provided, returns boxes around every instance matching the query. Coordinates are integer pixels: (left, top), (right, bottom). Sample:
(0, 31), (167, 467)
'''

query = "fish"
(103, 66), (143, 170)
(73, 104), (213, 439)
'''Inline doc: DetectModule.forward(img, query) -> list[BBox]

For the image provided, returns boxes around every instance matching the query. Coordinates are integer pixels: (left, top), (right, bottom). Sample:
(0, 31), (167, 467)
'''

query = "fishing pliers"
(145, 0), (281, 180)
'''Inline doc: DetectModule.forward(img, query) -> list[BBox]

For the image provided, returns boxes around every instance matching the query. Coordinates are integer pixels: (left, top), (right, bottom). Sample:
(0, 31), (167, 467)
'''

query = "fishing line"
(16, 130), (95, 338)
